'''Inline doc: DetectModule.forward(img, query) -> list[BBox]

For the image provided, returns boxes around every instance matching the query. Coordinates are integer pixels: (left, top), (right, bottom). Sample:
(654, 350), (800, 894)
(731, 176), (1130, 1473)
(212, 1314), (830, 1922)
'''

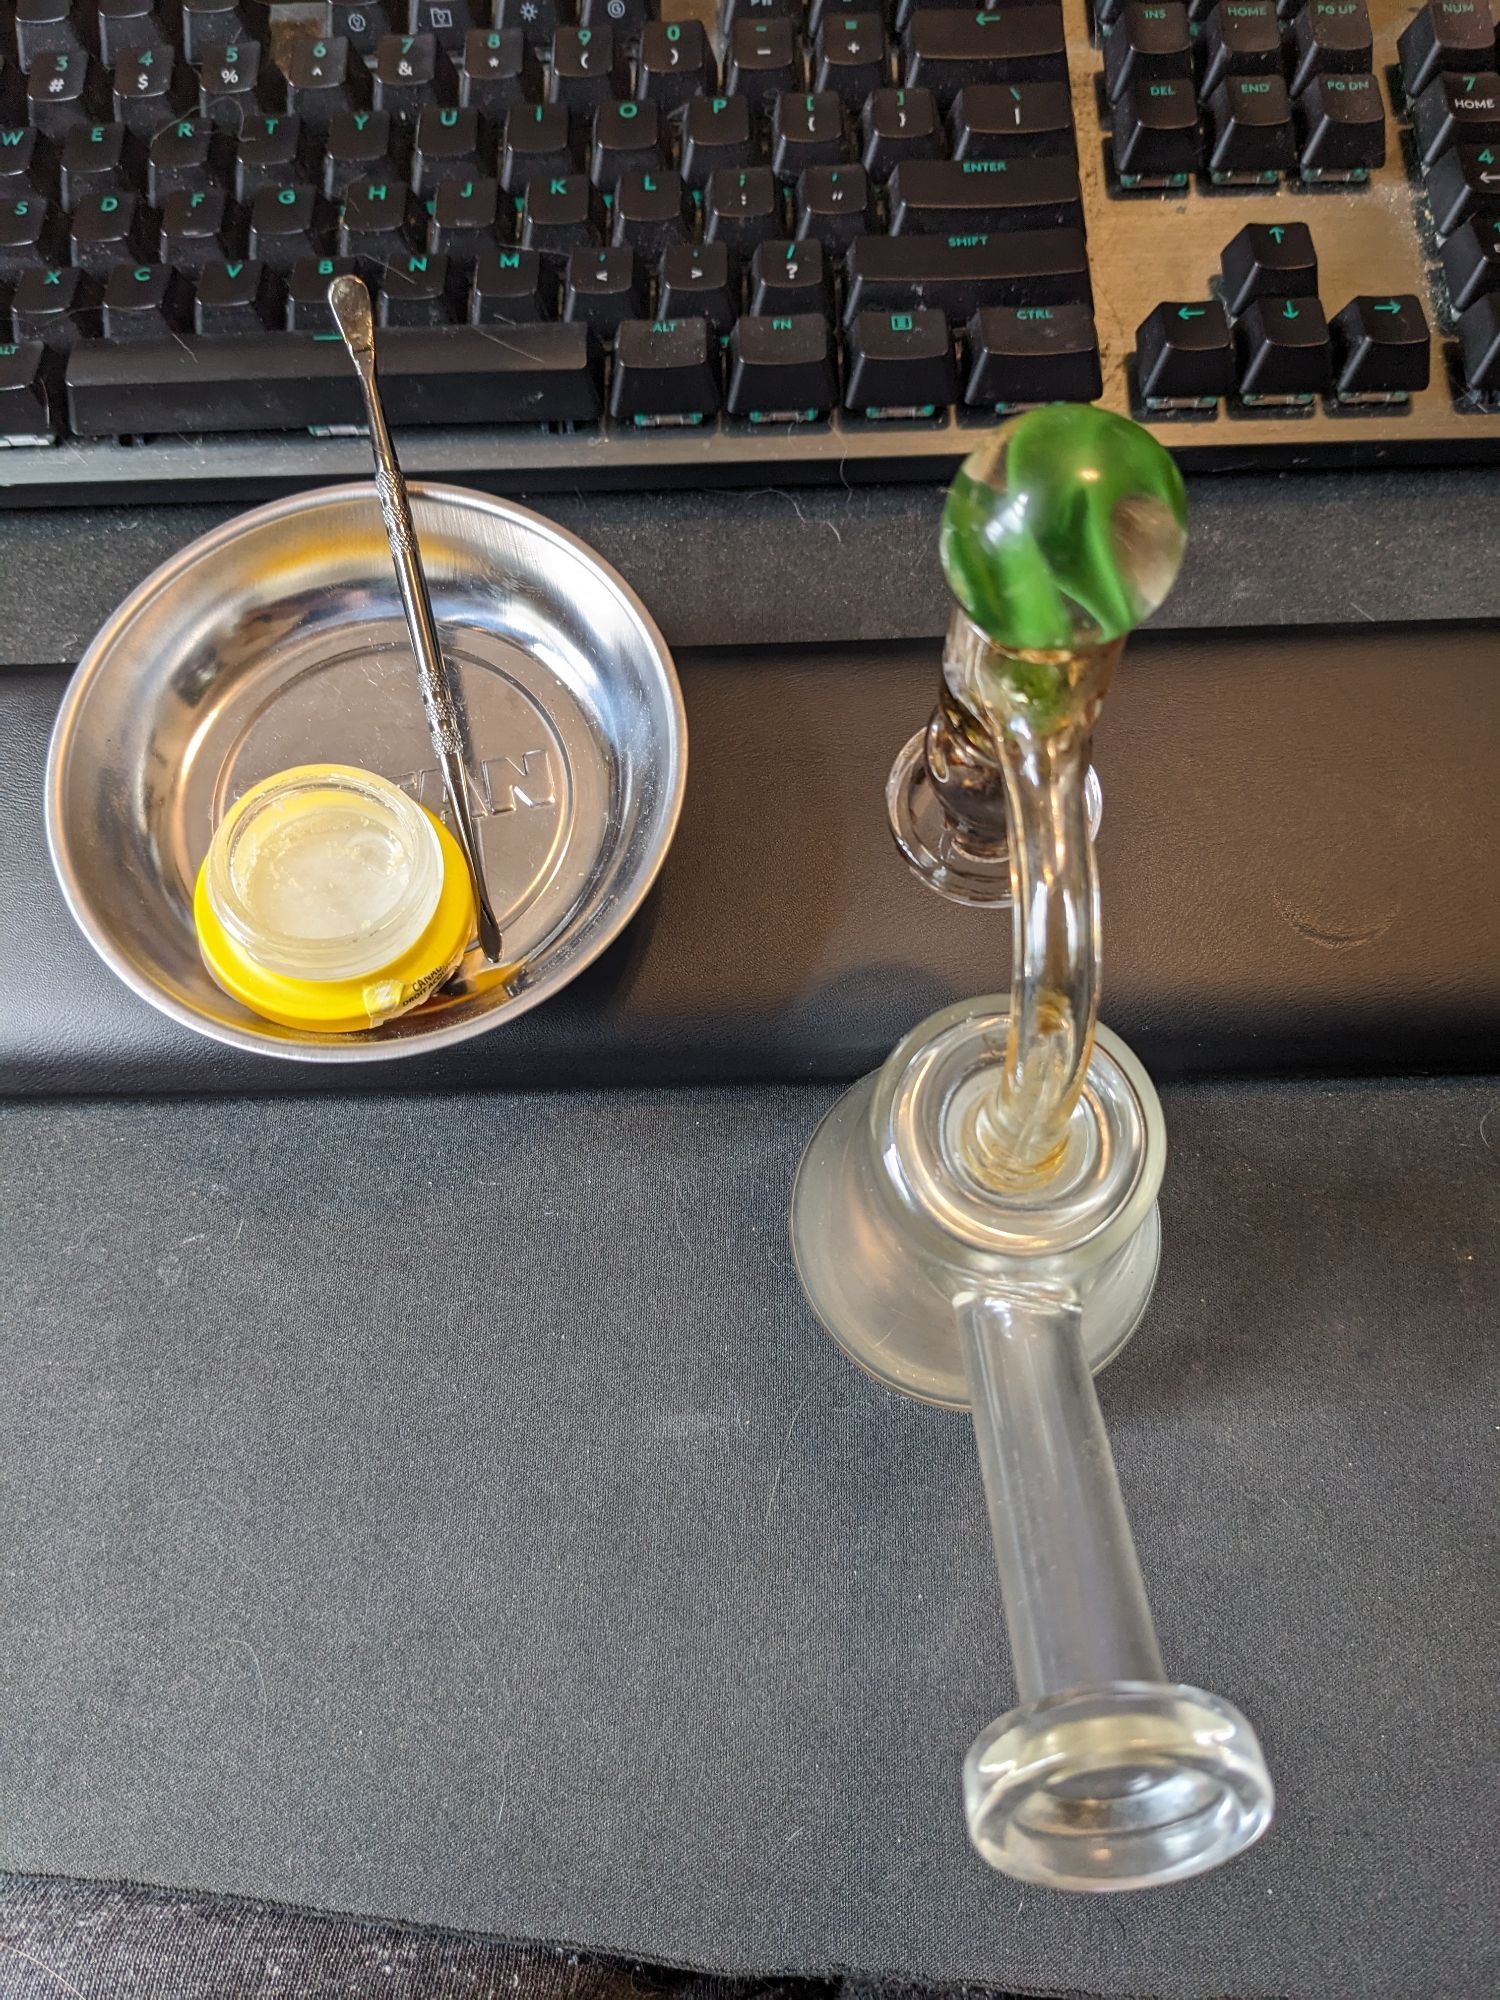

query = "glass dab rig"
(791, 407), (1273, 1892)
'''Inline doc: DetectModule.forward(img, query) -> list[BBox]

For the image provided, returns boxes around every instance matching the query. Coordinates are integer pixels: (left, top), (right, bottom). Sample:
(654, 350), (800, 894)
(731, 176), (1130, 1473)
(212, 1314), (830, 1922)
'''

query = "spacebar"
(66, 326), (603, 438)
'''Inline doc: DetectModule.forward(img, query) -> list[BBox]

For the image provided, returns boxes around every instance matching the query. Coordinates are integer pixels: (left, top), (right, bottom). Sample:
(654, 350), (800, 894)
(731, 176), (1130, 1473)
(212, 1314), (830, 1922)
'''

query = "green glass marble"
(941, 406), (1188, 657)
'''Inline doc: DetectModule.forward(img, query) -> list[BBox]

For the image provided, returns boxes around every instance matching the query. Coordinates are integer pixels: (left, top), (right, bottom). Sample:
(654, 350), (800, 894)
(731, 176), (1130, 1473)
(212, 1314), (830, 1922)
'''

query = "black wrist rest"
(5, 621), (1497, 1096)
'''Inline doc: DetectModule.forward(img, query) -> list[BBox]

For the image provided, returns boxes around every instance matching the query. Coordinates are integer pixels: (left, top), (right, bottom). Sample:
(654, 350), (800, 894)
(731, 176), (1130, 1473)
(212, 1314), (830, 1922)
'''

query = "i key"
(795, 162), (873, 247)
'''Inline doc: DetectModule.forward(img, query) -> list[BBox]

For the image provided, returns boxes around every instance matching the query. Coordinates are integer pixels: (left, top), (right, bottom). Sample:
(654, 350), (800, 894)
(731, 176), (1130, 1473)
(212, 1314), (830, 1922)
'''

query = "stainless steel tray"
(46, 483), (686, 1062)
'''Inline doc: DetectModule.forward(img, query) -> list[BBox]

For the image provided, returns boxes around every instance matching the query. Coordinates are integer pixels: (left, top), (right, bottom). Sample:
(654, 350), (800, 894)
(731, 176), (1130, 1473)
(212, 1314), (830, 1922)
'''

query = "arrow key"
(1220, 219), (1317, 316)
(1331, 294), (1430, 401)
(1234, 292), (1332, 402)
(1135, 298), (1231, 407)
(1424, 144), (1500, 237)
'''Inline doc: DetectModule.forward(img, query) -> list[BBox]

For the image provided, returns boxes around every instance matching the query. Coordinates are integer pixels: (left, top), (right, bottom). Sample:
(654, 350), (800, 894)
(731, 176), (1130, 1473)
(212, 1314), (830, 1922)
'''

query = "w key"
(887, 156), (1083, 232)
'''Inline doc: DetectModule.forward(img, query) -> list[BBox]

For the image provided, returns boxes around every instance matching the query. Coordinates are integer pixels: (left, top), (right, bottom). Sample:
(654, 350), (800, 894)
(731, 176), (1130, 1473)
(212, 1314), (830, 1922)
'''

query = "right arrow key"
(1330, 294), (1432, 402)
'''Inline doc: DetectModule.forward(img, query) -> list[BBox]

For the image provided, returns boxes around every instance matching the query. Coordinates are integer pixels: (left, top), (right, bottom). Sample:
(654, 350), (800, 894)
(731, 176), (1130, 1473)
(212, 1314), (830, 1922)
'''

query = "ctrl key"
(962, 302), (1101, 410)
(0, 340), (57, 442)
(610, 317), (721, 427)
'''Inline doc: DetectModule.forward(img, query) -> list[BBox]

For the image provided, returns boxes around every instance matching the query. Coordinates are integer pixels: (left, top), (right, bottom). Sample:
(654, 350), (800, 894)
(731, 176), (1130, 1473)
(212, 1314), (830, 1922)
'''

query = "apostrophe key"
(725, 312), (839, 417)
(960, 301), (1103, 407)
(1135, 298), (1235, 406)
(1330, 293), (1430, 398)
(610, 315), (721, 423)
(1235, 293), (1333, 400)
(1397, 0), (1496, 100)
(794, 163), (873, 247)
(844, 304), (957, 412)
(1220, 221), (1318, 314)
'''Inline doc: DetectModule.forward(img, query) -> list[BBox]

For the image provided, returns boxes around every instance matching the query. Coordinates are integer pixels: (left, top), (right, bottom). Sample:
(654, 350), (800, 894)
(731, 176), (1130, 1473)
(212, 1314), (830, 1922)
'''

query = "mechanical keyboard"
(0, 0), (1497, 497)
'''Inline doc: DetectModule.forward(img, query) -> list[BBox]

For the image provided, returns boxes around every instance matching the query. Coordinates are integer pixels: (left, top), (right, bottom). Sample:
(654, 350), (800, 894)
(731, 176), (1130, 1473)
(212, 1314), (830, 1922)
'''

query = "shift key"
(888, 157), (1084, 232)
(843, 226), (1091, 323)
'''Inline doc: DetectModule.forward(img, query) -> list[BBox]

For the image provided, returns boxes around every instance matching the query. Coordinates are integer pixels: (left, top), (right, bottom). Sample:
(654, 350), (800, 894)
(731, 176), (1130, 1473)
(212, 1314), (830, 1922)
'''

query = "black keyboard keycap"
(1296, 72), (1385, 174)
(705, 164), (782, 254)
(427, 173), (501, 258)
(1330, 293), (1430, 398)
(339, 176), (423, 261)
(113, 45), (190, 136)
(193, 254), (281, 330)
(28, 50), (105, 138)
(1135, 296), (1233, 402)
(949, 81), (1076, 159)
(500, 102), (576, 192)
(727, 19), (802, 105)
(887, 154), (1083, 232)
(0, 340), (56, 439)
(71, 189), (150, 272)
(1220, 219), (1317, 313)
(844, 304), (956, 412)
(1198, 0), (1282, 97)
(15, 0), (88, 72)
(409, 0), (482, 49)
(101, 258), (192, 337)
(610, 314), (720, 422)
(248, 183), (331, 268)
(562, 241), (644, 335)
(1235, 292), (1332, 398)
(771, 90), (849, 176)
(589, 98), (663, 190)
(495, 0), (570, 51)
(638, 20), (715, 111)
(1441, 212), (1500, 308)
(680, 94), (758, 185)
(13, 263), (94, 348)
(1456, 288), (1500, 392)
(861, 86), (941, 178)
(0, 193), (63, 268)
(1425, 141), (1500, 234)
(815, 14), (889, 105)
(1290, 0), (1374, 96)
(370, 34), (448, 122)
(548, 26), (626, 117)
(1397, 0), (1495, 100)
(750, 235), (832, 314)
(458, 29), (539, 122)
(148, 119), (220, 202)
(413, 102), (481, 192)
(520, 170), (602, 254)
(59, 123), (132, 206)
(282, 36), (369, 129)
(198, 41), (273, 129)
(1104, 3), (1193, 101)
(470, 243), (556, 319)
(329, 1), (394, 54)
(579, 0), (649, 28)
(284, 252), (358, 328)
(961, 300), (1102, 407)
(68, 322), (603, 431)
(0, 128), (54, 200)
(610, 166), (691, 254)
(378, 248), (461, 322)
(1205, 75), (1296, 179)
(1412, 70), (1500, 164)
(844, 225), (1090, 321)
(726, 311), (838, 417)
(234, 115), (307, 196)
(1112, 76), (1201, 181)
(96, 0), (167, 66)
(181, 0), (253, 62)
(657, 240), (736, 331)
(323, 109), (402, 197)
(795, 162), (873, 247)
(904, 6), (1068, 105)
(161, 186), (238, 267)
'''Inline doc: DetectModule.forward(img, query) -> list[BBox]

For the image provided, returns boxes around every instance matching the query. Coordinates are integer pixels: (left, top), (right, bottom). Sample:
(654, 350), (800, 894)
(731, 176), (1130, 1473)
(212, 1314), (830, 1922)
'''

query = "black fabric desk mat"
(2, 1077), (1494, 2000)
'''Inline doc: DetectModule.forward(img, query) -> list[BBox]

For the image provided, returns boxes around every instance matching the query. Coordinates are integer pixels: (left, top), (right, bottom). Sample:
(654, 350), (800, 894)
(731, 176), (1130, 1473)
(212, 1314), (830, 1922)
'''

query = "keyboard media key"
(1135, 297), (1233, 403)
(887, 155), (1083, 232)
(579, 0), (650, 28)
(726, 312), (838, 417)
(1221, 220), (1317, 313)
(844, 224), (1091, 321)
(861, 86), (942, 178)
(962, 300), (1102, 406)
(1297, 72), (1385, 174)
(1112, 76), (1202, 182)
(680, 94), (757, 184)
(495, 0), (570, 52)
(1235, 292), (1332, 398)
(409, 0), (483, 50)
(611, 315), (720, 422)
(180, 0), (257, 60)
(949, 82), (1076, 159)
(1330, 293), (1430, 398)
(845, 305), (956, 413)
(1397, 0), (1496, 100)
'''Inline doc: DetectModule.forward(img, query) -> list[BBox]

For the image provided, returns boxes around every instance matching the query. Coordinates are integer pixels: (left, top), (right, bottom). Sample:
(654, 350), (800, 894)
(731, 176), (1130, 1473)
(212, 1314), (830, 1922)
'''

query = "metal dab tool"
(326, 271), (504, 966)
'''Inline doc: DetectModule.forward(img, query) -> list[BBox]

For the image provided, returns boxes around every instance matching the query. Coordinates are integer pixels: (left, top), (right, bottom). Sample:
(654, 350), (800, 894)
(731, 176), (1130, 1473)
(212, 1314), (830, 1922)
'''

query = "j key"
(0, 128), (53, 200)
(680, 95), (757, 185)
(1290, 0), (1373, 97)
(1297, 72), (1385, 173)
(1425, 142), (1500, 235)
(1234, 292), (1332, 398)
(60, 124), (133, 205)
(1205, 75), (1296, 178)
(427, 173), (501, 257)
(1104, 4), (1192, 101)
(160, 186), (238, 266)
(1398, 0), (1495, 99)
(562, 242), (644, 335)
(590, 99), (663, 190)
(888, 155), (1083, 231)
(1198, 0), (1282, 97)
(470, 242), (556, 319)
(771, 92), (849, 176)
(495, 0), (571, 51)
(727, 20), (802, 105)
(816, 14), (888, 105)
(861, 86), (941, 178)
(0, 193), (63, 267)
(638, 21), (716, 110)
(726, 311), (838, 417)
(378, 248), (461, 321)
(68, 322), (604, 428)
(795, 162), (872, 246)
(705, 164), (782, 254)
(234, 115), (308, 196)
(1134, 296), (1233, 402)
(198, 43), (274, 130)
(521, 171), (602, 254)
(370, 35), (449, 122)
(750, 236), (832, 313)
(409, 0), (483, 49)
(71, 189), (150, 271)
(28, 52), (106, 139)
(0, 340), (55, 439)
(610, 315), (720, 422)
(282, 37), (370, 129)
(323, 110), (403, 197)
(413, 103), (480, 192)
(180, 0), (255, 61)
(248, 183), (332, 267)
(282, 253), (356, 327)
(1221, 220), (1317, 313)
(1440, 212), (1500, 307)
(903, 8), (1068, 106)
(193, 254), (281, 329)
(1412, 71), (1500, 165)
(1456, 289), (1500, 392)
(1112, 76), (1201, 180)
(500, 104), (575, 192)
(458, 31), (539, 123)
(13, 263), (95, 346)
(1330, 293), (1430, 397)
(96, 0), (168, 66)
(844, 305), (956, 412)
(961, 300), (1102, 406)
(949, 82), (1076, 159)
(149, 119), (222, 201)
(844, 225), (1090, 321)
(15, 0), (88, 72)
(548, 27), (627, 117)
(101, 258), (193, 335)
(579, 0), (650, 29)
(113, 47), (192, 136)
(657, 240), (736, 330)
(339, 177), (423, 262)
(611, 168), (691, 254)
